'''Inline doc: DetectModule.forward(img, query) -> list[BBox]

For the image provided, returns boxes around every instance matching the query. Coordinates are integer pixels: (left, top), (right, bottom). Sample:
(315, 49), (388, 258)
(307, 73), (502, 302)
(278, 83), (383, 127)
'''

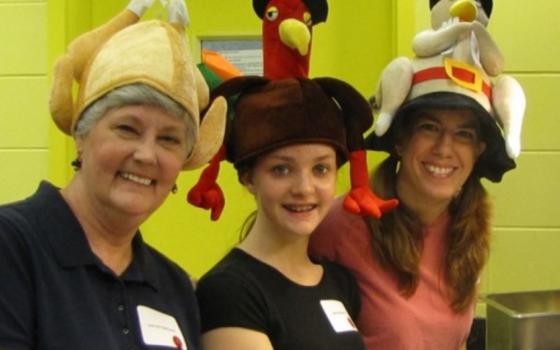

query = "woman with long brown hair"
(310, 89), (519, 349)
(309, 0), (526, 347)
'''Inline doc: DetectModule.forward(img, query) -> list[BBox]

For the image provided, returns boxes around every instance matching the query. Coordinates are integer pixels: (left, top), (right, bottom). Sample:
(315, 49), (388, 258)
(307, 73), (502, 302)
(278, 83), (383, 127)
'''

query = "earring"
(172, 184), (178, 194)
(71, 158), (82, 171)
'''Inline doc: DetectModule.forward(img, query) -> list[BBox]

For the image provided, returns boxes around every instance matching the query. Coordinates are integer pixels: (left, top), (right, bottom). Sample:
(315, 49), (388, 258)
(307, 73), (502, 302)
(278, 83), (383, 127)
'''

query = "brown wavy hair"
(366, 155), (491, 312)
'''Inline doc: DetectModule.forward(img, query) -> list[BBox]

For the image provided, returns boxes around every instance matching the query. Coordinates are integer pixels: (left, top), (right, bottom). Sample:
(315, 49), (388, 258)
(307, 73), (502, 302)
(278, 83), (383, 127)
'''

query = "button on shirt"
(0, 181), (201, 350)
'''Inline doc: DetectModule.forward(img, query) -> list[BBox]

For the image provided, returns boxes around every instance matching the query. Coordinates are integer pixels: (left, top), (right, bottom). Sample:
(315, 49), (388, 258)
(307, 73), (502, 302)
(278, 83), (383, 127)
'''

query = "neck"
(396, 179), (450, 225)
(238, 216), (321, 286)
(61, 178), (139, 275)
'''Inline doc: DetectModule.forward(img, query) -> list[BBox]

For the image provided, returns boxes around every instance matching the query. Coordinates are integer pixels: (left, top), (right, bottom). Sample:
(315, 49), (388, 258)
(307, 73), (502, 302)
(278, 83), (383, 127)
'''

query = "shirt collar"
(33, 181), (97, 268)
(121, 234), (160, 290)
(33, 181), (159, 290)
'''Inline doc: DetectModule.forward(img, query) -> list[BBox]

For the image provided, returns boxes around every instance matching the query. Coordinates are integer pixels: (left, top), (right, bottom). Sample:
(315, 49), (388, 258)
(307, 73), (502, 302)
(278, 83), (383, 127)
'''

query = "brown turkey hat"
(188, 75), (377, 220)
(218, 76), (368, 167)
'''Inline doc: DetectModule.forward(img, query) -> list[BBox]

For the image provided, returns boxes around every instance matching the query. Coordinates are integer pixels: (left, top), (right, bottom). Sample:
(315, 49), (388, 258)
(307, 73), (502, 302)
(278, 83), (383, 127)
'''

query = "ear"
(239, 171), (256, 194)
(476, 141), (487, 158)
(246, 182), (256, 195)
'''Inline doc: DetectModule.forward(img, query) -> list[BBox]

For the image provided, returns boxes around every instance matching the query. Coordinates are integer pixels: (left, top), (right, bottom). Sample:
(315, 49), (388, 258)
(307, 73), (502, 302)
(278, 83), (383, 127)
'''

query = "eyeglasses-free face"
(244, 143), (338, 240)
(75, 104), (190, 222)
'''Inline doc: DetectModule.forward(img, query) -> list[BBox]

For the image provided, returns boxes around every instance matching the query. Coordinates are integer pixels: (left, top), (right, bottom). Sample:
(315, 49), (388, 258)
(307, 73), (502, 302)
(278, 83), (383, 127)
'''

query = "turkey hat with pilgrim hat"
(368, 0), (526, 182)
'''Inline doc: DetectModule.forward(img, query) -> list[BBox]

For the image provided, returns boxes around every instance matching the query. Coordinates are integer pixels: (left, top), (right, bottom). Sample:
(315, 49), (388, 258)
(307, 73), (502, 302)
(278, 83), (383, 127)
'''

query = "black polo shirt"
(0, 181), (201, 350)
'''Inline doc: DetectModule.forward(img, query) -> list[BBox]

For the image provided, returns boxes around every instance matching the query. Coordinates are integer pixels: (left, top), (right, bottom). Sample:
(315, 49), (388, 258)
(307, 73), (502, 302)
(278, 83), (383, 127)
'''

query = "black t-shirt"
(0, 181), (201, 350)
(196, 248), (366, 350)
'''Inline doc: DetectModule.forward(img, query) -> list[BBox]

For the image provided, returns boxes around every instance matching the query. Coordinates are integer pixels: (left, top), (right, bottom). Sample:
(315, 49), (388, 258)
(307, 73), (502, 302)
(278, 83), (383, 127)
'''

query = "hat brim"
(366, 92), (515, 182)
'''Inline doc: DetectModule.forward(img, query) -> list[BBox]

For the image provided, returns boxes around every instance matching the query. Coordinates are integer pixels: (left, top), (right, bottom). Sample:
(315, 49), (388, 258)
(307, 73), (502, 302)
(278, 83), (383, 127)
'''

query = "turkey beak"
(279, 19), (311, 56)
(449, 0), (478, 22)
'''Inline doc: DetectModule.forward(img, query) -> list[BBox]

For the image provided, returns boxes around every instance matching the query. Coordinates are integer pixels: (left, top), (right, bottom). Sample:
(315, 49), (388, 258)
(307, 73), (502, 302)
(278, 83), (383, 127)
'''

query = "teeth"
(285, 204), (315, 212)
(120, 172), (153, 186)
(425, 164), (453, 176)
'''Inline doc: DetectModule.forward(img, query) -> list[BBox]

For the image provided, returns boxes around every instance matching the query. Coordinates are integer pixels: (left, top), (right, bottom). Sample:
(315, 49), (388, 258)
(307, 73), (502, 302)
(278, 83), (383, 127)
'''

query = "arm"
(202, 328), (273, 350)
(196, 269), (272, 350)
(471, 21), (505, 75)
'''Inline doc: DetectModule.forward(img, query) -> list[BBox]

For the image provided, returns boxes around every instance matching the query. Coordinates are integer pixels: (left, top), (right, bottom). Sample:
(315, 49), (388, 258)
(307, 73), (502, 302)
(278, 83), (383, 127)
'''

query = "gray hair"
(75, 83), (197, 155)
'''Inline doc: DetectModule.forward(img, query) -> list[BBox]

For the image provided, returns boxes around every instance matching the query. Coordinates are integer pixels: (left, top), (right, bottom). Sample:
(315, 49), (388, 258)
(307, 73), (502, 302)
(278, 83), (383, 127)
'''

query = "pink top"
(309, 198), (473, 350)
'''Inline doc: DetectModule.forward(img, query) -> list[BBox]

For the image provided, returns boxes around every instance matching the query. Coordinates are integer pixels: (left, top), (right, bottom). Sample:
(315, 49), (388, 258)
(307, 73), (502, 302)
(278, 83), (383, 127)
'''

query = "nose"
(432, 131), (454, 157)
(290, 170), (314, 196)
(133, 138), (158, 165)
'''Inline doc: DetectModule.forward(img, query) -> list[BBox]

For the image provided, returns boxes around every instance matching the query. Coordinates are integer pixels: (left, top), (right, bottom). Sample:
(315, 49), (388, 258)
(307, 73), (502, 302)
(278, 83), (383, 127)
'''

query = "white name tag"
(137, 305), (187, 349)
(320, 300), (358, 333)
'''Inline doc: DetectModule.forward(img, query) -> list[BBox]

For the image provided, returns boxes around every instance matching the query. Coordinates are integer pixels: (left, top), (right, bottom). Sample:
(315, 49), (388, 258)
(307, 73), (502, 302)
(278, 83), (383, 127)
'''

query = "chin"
(284, 220), (321, 237)
(110, 194), (160, 217)
(425, 190), (456, 204)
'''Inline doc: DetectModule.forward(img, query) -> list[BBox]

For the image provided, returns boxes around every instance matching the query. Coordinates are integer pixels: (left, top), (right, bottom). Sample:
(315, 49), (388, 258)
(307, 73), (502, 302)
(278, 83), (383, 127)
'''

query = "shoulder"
(321, 260), (358, 289)
(197, 250), (260, 295)
(0, 181), (61, 240)
(0, 196), (35, 231)
(196, 250), (270, 332)
(138, 242), (201, 301)
(314, 197), (369, 240)
(0, 194), (41, 251)
(0, 199), (37, 272)
(309, 197), (371, 260)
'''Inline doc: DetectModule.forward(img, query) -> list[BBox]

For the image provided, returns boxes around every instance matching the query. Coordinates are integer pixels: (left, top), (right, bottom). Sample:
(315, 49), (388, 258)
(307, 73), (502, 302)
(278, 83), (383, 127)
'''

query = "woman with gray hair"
(0, 1), (226, 349)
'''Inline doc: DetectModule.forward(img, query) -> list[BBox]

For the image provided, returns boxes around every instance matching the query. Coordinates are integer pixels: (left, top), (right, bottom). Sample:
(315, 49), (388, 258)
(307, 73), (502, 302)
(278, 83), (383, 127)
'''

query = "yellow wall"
(1, 0), (558, 297)
(0, 0), (49, 202)
(470, 1), (560, 295)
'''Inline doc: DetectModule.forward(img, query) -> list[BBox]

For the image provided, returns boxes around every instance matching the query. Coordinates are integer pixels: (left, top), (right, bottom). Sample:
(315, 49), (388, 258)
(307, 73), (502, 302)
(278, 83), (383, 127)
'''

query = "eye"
(271, 164), (290, 176)
(313, 163), (330, 176)
(115, 123), (139, 137)
(454, 129), (477, 143)
(416, 121), (440, 133)
(159, 134), (181, 145)
(265, 6), (279, 21)
(303, 12), (312, 26)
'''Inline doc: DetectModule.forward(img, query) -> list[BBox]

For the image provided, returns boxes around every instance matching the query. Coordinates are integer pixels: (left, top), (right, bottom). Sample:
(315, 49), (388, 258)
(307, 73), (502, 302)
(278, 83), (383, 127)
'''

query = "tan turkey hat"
(49, 7), (227, 170)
